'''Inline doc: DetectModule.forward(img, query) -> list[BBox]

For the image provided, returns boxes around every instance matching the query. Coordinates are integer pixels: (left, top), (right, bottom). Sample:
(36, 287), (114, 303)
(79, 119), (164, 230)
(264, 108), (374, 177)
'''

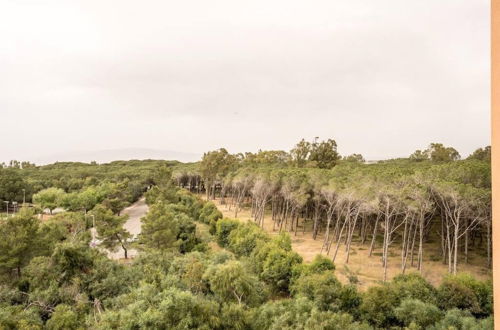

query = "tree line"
(174, 139), (492, 279)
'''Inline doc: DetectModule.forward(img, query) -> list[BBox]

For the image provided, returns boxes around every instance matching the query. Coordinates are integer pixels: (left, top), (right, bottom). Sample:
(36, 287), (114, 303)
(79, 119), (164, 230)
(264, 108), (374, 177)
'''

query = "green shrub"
(305, 310), (371, 330)
(360, 284), (400, 328)
(96, 286), (221, 329)
(210, 251), (235, 265)
(176, 190), (204, 219)
(203, 260), (267, 306)
(219, 303), (250, 330)
(199, 202), (223, 224)
(250, 297), (369, 330)
(394, 298), (443, 329)
(227, 222), (270, 257)
(391, 273), (438, 305)
(0, 305), (43, 329)
(429, 309), (493, 330)
(291, 254), (336, 286)
(169, 252), (209, 294)
(260, 246), (302, 293)
(291, 272), (361, 315)
(46, 304), (79, 330)
(215, 218), (241, 247)
(437, 274), (492, 316)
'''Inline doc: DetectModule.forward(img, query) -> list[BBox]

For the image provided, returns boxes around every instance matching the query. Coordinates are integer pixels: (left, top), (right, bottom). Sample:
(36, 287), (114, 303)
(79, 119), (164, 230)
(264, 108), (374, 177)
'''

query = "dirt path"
(107, 198), (149, 260)
(122, 197), (148, 238)
(208, 197), (491, 290)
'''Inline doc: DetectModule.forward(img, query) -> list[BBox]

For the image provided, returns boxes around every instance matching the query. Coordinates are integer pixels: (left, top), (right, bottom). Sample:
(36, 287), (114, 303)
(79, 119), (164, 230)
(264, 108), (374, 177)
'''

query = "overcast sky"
(0, 0), (490, 163)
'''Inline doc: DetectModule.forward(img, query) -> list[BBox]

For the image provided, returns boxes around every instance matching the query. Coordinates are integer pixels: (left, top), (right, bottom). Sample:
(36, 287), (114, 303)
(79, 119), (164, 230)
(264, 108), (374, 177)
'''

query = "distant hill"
(32, 148), (201, 165)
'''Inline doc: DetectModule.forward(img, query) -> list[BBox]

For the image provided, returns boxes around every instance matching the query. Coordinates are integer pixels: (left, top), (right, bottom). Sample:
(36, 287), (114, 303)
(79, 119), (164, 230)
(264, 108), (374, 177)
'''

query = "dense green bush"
(290, 254), (335, 286)
(203, 260), (267, 306)
(0, 304), (43, 329)
(227, 222), (270, 256)
(360, 283), (400, 328)
(45, 304), (80, 330)
(259, 244), (303, 293)
(199, 201), (223, 224)
(391, 273), (438, 305)
(215, 218), (241, 247)
(291, 272), (361, 314)
(394, 298), (443, 329)
(360, 273), (440, 328)
(198, 201), (223, 234)
(177, 190), (204, 220)
(97, 286), (221, 329)
(250, 297), (370, 330)
(140, 202), (201, 253)
(429, 309), (493, 330)
(437, 273), (493, 317)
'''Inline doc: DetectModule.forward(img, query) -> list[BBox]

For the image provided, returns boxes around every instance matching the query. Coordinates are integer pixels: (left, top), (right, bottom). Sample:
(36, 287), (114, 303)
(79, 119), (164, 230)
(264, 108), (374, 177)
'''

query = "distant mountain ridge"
(32, 148), (201, 165)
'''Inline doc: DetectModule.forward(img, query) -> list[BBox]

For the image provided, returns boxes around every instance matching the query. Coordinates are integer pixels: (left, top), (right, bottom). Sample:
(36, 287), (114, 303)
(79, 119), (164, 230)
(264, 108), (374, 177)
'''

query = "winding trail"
(108, 197), (149, 260)
(122, 197), (149, 238)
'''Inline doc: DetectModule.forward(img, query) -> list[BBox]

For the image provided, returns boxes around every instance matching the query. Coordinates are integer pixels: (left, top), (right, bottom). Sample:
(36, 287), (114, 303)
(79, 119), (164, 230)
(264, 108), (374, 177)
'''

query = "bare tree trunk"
(383, 218), (389, 282)
(332, 215), (348, 262)
(446, 223), (453, 273)
(368, 214), (380, 257)
(360, 215), (367, 245)
(321, 207), (334, 254)
(401, 216), (409, 269)
(453, 218), (460, 274)
(123, 244), (128, 259)
(345, 209), (360, 264)
(294, 214), (299, 236)
(409, 220), (418, 268)
(418, 216), (424, 272)
(464, 225), (468, 264)
(312, 201), (320, 240)
(441, 216), (448, 264)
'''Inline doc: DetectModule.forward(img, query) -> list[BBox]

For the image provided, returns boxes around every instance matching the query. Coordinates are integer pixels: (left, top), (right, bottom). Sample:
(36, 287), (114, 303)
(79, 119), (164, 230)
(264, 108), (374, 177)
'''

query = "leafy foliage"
(0, 157), (493, 329)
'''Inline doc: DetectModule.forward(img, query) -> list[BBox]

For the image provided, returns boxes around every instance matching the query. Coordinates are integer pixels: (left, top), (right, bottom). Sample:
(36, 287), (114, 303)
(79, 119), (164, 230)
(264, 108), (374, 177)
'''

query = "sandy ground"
(208, 197), (491, 290)
(107, 198), (149, 260)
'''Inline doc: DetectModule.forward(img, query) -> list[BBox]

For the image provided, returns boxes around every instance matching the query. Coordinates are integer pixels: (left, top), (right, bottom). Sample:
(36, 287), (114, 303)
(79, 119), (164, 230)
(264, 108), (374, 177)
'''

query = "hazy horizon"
(1, 0), (490, 164)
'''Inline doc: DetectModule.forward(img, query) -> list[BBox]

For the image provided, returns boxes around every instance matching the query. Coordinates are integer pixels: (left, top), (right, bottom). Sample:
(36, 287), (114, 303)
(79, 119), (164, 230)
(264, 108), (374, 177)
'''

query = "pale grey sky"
(0, 0), (490, 163)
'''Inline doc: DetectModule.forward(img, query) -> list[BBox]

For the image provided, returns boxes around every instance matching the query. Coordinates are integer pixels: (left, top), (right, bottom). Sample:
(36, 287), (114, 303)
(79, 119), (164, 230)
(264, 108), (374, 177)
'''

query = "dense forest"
(0, 139), (493, 329)
(176, 140), (492, 279)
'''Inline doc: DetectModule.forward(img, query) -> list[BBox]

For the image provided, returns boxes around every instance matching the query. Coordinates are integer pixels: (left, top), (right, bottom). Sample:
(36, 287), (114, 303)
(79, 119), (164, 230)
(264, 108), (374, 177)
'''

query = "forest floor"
(207, 197), (491, 290)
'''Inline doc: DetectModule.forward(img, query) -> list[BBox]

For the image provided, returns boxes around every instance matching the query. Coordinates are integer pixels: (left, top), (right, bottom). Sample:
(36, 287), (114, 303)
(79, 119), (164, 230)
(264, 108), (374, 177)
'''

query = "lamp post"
(12, 202), (18, 214)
